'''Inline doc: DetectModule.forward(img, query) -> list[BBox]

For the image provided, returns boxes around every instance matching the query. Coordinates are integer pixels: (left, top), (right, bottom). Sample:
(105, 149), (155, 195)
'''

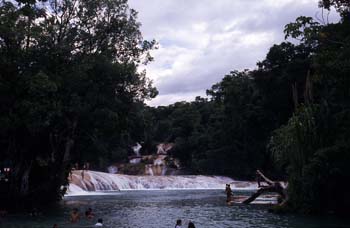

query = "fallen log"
(242, 170), (287, 205)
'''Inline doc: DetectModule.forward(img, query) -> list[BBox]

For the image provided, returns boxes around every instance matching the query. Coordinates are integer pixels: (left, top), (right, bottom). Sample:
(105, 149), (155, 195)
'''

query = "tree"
(319, 0), (350, 20)
(268, 4), (350, 214)
(0, 0), (156, 210)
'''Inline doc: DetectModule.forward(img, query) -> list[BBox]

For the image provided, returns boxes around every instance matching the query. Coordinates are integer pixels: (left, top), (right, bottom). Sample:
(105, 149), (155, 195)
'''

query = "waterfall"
(156, 143), (174, 154)
(132, 142), (142, 156)
(67, 171), (258, 196)
(145, 165), (154, 176)
(161, 166), (167, 176)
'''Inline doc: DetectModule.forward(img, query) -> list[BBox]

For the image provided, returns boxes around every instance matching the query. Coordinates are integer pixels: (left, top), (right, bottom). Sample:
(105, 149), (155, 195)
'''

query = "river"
(1, 190), (348, 228)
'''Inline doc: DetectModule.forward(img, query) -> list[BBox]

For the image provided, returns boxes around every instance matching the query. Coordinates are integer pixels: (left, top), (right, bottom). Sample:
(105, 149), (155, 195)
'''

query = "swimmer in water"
(95, 218), (103, 227)
(225, 184), (233, 204)
(175, 219), (182, 228)
(70, 208), (80, 223)
(85, 208), (94, 220)
(188, 221), (196, 228)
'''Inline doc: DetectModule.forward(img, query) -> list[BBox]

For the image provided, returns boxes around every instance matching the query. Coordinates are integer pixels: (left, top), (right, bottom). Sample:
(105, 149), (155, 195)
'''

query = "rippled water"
(1, 190), (349, 228)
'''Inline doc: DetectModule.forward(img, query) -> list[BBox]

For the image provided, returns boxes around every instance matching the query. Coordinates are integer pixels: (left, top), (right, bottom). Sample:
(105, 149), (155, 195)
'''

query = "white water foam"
(66, 171), (258, 196)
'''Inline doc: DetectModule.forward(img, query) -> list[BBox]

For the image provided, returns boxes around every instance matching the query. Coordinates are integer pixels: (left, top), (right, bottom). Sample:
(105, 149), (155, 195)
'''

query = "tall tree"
(0, 0), (156, 209)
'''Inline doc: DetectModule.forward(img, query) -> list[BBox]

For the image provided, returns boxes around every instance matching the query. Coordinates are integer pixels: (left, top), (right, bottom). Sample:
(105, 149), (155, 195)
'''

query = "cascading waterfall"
(161, 166), (167, 176)
(132, 142), (142, 156)
(67, 170), (258, 196)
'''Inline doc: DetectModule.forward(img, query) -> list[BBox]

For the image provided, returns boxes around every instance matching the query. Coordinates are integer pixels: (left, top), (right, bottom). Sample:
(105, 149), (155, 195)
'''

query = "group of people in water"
(70, 210), (195, 228)
(4, 183), (243, 227)
(175, 219), (196, 228)
(61, 207), (103, 227)
(52, 216), (194, 227)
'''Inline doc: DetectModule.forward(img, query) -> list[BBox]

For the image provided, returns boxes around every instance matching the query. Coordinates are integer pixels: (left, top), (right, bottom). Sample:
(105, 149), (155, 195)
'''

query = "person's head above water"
(86, 208), (92, 214)
(176, 219), (182, 225)
(71, 208), (79, 215)
(95, 218), (103, 227)
(188, 221), (195, 228)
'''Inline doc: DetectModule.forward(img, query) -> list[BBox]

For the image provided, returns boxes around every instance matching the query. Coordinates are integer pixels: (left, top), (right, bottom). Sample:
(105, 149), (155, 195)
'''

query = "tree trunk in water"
(242, 170), (287, 205)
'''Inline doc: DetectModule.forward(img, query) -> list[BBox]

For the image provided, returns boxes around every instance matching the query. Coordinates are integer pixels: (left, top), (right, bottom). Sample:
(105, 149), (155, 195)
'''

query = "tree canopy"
(0, 0), (156, 209)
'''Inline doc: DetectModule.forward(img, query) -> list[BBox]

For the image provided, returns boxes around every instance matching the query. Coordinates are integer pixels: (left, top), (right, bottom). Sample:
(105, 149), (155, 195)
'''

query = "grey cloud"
(128, 0), (340, 106)
(156, 37), (270, 95)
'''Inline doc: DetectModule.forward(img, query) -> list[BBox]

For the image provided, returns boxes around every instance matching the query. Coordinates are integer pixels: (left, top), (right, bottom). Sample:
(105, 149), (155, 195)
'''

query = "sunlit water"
(0, 190), (349, 228)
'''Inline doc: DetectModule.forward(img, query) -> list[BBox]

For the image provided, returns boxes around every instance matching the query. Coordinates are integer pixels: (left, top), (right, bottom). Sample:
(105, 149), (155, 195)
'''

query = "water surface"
(0, 190), (348, 228)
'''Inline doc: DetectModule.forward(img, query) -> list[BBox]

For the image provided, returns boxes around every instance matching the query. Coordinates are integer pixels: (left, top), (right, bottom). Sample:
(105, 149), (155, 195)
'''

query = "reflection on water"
(0, 190), (349, 228)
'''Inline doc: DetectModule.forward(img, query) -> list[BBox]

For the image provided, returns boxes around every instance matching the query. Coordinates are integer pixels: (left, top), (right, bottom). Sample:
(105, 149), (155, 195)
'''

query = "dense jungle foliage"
(0, 0), (349, 215)
(0, 0), (157, 210)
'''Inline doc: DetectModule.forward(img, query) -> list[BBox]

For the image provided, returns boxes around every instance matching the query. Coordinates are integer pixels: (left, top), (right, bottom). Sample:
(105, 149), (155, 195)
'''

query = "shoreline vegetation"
(0, 0), (349, 217)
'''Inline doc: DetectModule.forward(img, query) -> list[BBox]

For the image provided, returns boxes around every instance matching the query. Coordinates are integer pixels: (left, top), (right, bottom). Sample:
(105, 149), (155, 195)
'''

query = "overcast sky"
(128, 0), (339, 106)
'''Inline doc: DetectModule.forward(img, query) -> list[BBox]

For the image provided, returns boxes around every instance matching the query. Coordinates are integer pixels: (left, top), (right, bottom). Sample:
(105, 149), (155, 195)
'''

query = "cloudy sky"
(128, 0), (338, 106)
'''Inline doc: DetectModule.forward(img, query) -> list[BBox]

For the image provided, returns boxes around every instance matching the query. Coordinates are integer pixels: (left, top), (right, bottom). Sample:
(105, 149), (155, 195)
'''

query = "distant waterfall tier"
(67, 171), (258, 195)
